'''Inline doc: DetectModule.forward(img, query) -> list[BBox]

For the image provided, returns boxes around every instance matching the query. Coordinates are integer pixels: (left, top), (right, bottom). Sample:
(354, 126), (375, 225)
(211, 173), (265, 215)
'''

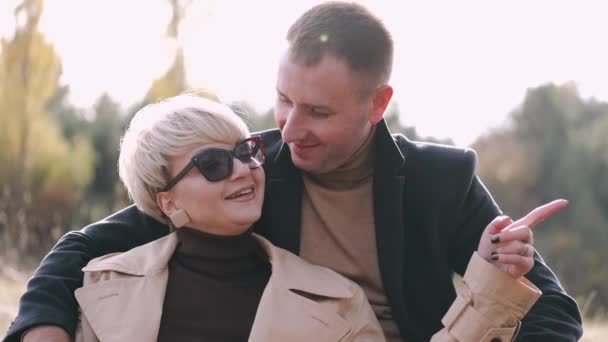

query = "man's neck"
(306, 125), (376, 190)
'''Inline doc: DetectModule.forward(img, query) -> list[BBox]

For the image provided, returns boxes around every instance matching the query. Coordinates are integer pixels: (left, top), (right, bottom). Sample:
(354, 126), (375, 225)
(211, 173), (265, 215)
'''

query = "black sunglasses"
(162, 136), (265, 192)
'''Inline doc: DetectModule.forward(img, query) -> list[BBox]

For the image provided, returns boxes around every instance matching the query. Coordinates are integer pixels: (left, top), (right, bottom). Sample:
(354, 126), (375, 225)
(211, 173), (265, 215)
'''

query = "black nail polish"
(491, 254), (499, 261)
(491, 236), (500, 244)
(491, 251), (497, 256)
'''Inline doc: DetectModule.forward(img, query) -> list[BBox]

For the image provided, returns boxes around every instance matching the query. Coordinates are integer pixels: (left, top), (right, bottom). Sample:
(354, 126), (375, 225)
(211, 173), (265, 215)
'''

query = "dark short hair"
(286, 1), (393, 86)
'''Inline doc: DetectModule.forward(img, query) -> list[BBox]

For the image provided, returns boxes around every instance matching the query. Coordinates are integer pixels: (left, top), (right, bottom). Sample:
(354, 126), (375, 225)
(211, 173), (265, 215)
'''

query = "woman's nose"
(230, 158), (251, 180)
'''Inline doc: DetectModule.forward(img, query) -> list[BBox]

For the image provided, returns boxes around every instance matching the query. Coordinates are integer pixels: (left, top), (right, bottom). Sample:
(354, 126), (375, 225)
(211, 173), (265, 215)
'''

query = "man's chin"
(291, 156), (321, 173)
(291, 156), (336, 175)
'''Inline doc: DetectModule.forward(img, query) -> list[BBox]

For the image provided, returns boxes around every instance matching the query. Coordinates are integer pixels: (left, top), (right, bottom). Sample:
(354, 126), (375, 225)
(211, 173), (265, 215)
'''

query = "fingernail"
(491, 235), (500, 244)
(491, 251), (498, 256)
(491, 254), (499, 261)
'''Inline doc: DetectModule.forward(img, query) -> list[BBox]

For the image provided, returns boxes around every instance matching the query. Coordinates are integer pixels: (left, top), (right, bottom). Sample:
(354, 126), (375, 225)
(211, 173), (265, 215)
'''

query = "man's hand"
(21, 325), (70, 342)
(477, 199), (568, 278)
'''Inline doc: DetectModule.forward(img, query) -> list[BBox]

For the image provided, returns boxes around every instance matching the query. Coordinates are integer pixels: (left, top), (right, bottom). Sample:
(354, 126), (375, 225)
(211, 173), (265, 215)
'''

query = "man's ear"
(369, 85), (393, 124)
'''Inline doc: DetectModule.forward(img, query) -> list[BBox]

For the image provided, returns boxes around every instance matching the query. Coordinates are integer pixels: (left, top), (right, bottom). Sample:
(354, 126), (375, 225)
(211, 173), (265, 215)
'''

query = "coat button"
(490, 338), (502, 342)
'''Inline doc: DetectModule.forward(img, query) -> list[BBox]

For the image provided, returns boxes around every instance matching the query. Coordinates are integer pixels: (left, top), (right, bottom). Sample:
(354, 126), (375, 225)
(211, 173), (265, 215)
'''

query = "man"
(5, 2), (582, 341)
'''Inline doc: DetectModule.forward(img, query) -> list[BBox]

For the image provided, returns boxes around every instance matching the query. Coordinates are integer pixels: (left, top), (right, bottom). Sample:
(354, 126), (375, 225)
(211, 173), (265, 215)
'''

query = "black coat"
(4, 120), (582, 341)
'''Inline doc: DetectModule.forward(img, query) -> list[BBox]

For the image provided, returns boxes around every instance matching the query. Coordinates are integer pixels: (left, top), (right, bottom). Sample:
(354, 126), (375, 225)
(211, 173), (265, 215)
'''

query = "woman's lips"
(228, 190), (255, 202)
(225, 186), (255, 201)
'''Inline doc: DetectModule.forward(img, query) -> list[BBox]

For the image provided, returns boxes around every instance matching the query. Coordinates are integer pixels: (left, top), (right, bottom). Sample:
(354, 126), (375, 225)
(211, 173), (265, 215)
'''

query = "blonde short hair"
(118, 94), (250, 222)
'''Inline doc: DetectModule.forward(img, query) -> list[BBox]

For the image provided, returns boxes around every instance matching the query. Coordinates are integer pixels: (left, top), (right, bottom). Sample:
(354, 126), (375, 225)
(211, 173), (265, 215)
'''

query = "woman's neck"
(173, 227), (265, 277)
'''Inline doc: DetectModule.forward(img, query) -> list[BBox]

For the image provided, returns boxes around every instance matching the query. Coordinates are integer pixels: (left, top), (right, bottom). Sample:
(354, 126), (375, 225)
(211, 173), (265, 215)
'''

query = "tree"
(146, 0), (192, 102)
(384, 103), (454, 145)
(82, 94), (126, 220)
(473, 83), (608, 314)
(0, 0), (94, 260)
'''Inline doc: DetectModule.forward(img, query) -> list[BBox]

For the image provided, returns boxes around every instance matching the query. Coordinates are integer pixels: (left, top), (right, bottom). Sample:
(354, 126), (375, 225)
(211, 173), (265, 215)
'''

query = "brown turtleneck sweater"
(299, 126), (403, 341)
(157, 227), (271, 342)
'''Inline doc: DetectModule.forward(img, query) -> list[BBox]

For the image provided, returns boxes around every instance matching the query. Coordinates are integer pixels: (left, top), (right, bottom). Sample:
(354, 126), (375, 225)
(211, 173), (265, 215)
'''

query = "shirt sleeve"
(431, 252), (542, 342)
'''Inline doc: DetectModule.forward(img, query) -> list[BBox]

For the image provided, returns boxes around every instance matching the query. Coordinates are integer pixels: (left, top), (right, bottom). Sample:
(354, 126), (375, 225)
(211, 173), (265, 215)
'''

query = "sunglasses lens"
(190, 138), (264, 183)
(235, 139), (264, 168)
(196, 150), (232, 182)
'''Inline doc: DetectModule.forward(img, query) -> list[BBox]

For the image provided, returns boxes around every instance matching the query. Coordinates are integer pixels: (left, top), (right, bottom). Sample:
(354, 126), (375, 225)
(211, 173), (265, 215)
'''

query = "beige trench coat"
(75, 232), (541, 342)
(74, 233), (385, 342)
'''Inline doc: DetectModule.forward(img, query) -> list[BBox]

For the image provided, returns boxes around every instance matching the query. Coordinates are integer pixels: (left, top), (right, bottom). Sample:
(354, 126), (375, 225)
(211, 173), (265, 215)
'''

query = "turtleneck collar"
(173, 227), (266, 277)
(305, 124), (376, 190)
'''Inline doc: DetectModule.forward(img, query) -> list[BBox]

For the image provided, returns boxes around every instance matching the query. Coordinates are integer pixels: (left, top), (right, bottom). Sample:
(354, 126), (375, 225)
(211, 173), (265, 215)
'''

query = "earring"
(169, 209), (191, 228)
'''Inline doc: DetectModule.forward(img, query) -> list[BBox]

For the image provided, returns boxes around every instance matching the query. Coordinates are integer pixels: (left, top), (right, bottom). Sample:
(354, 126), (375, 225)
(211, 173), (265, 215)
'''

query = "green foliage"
(146, 0), (192, 103)
(47, 89), (134, 227)
(147, 50), (187, 102)
(473, 83), (608, 314)
(87, 95), (124, 201)
(0, 0), (94, 260)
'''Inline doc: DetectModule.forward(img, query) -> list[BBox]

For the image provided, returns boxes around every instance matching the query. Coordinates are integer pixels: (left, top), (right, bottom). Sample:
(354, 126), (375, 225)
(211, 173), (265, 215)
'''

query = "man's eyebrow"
(309, 104), (332, 111)
(276, 88), (287, 97)
(276, 88), (332, 111)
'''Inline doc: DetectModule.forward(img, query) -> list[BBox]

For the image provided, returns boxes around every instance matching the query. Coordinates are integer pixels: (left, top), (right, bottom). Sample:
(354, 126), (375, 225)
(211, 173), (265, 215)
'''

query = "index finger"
(509, 199), (568, 230)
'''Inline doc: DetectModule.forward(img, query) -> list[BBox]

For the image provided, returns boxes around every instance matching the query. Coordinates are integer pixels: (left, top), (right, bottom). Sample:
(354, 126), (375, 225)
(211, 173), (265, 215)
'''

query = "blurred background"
(1, 0), (607, 339)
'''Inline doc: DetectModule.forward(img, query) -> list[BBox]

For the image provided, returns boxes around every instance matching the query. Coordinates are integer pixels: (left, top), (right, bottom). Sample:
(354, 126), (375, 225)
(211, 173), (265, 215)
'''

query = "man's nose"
(280, 108), (306, 143)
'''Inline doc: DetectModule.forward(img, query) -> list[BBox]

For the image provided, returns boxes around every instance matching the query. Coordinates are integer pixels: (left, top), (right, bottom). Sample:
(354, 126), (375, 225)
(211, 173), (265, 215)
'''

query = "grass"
(1, 265), (607, 340)
(0, 265), (30, 336)
(582, 320), (608, 342)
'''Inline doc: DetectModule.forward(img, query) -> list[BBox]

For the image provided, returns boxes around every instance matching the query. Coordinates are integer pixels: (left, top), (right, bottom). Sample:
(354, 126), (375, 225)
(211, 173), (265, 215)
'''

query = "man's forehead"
(280, 50), (354, 73)
(276, 54), (363, 103)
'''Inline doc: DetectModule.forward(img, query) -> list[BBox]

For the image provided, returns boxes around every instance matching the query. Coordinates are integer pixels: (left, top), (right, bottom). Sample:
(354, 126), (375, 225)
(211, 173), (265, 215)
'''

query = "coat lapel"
(263, 142), (303, 254)
(373, 173), (406, 319)
(75, 234), (178, 342)
(248, 282), (351, 342)
(372, 120), (421, 340)
(75, 273), (168, 342)
(249, 236), (354, 342)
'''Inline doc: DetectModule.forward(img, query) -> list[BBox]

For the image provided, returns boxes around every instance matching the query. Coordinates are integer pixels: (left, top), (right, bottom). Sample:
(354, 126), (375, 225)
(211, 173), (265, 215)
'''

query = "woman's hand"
(477, 199), (568, 278)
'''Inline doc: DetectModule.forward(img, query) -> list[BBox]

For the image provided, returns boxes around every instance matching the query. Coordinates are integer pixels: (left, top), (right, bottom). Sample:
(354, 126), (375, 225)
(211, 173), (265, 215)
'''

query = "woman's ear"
(157, 191), (176, 218)
(156, 191), (191, 228)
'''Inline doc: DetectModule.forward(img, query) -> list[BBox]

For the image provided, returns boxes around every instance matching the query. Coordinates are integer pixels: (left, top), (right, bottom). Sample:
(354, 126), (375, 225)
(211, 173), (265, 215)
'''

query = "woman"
(74, 95), (384, 342)
(74, 94), (543, 342)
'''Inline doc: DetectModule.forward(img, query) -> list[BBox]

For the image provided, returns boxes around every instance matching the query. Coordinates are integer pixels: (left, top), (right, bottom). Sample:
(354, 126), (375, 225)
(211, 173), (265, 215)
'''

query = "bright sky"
(1, 0), (607, 145)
